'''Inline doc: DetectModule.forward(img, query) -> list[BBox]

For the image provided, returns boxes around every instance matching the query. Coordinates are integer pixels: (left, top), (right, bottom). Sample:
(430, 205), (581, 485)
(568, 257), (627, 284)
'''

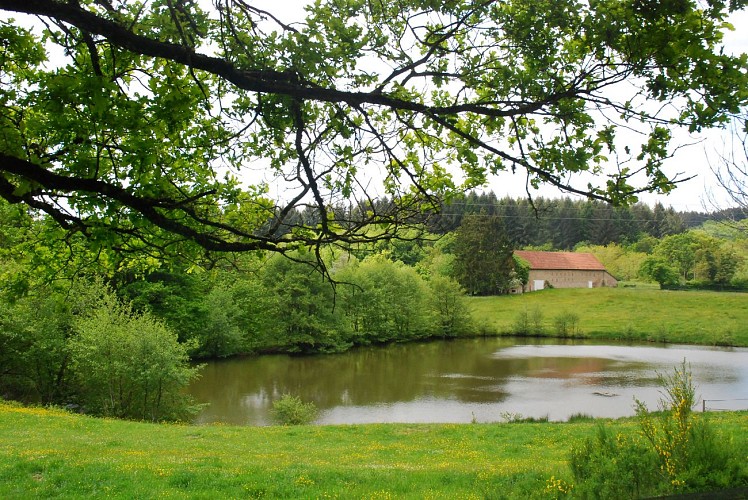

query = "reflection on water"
(187, 338), (748, 425)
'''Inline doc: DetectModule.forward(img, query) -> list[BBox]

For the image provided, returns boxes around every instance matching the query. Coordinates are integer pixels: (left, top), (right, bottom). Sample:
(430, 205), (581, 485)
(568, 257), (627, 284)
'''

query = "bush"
(570, 424), (660, 499)
(568, 360), (748, 498)
(428, 275), (473, 337)
(553, 311), (580, 337)
(512, 307), (544, 335)
(270, 394), (318, 426)
(635, 361), (746, 492)
(500, 412), (548, 423)
(69, 280), (201, 421)
(0, 292), (73, 405)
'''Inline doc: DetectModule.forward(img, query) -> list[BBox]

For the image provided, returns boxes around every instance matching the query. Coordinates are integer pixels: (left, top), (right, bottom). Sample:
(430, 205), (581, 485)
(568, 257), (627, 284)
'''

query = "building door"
(533, 280), (545, 291)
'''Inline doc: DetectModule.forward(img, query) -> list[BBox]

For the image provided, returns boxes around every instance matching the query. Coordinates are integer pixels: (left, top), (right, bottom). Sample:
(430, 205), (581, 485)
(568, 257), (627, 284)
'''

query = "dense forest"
(429, 192), (748, 246)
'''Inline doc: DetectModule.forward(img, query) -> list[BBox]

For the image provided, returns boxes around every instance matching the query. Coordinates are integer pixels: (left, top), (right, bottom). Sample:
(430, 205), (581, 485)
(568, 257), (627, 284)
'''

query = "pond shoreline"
(191, 288), (748, 364)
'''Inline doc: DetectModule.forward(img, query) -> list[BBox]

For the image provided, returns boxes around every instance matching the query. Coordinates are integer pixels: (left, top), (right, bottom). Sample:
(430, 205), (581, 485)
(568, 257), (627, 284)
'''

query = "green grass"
(3, 288), (747, 498)
(468, 288), (748, 346)
(1, 401), (745, 499)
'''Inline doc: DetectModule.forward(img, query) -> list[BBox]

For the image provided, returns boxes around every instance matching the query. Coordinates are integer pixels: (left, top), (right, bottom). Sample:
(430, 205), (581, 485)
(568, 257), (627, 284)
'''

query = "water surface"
(187, 338), (748, 425)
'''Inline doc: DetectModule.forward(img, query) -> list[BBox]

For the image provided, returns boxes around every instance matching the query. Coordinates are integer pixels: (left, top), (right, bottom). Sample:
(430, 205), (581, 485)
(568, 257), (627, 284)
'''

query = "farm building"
(513, 251), (618, 292)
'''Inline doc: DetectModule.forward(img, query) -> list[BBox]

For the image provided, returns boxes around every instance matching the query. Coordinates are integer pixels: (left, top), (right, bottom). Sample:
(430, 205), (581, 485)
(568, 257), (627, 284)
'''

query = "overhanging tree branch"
(0, 0), (746, 262)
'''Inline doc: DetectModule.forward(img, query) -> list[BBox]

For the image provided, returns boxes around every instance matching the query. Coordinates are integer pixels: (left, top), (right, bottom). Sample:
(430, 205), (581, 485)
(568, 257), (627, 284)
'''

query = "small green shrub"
(512, 307), (545, 335)
(568, 360), (748, 498)
(553, 311), (580, 337)
(570, 424), (659, 499)
(270, 394), (318, 426)
(529, 307), (545, 335)
(512, 309), (530, 335)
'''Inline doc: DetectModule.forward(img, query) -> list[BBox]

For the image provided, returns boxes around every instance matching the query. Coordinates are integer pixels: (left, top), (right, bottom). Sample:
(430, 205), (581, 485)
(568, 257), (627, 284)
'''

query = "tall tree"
(0, 0), (746, 268)
(452, 212), (514, 295)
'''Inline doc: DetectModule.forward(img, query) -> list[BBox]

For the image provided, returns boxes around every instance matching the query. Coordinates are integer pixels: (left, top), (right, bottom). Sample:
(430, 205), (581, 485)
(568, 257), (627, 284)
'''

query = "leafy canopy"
(0, 0), (747, 263)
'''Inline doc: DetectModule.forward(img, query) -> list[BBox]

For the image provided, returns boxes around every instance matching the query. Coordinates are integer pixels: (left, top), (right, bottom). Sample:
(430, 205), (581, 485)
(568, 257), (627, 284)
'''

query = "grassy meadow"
(2, 287), (748, 498)
(1, 401), (745, 499)
(468, 287), (748, 347)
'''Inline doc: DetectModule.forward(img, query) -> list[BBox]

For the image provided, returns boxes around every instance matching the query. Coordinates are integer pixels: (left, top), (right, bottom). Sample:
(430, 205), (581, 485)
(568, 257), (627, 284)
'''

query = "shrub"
(270, 394), (318, 426)
(568, 360), (748, 498)
(570, 424), (659, 499)
(500, 412), (548, 423)
(512, 306), (545, 335)
(553, 311), (580, 337)
(69, 280), (201, 421)
(512, 308), (530, 335)
(635, 361), (746, 492)
(567, 413), (594, 423)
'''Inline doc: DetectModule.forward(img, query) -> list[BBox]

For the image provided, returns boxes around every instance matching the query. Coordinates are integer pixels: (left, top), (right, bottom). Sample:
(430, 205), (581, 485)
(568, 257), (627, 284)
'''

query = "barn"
(513, 251), (618, 292)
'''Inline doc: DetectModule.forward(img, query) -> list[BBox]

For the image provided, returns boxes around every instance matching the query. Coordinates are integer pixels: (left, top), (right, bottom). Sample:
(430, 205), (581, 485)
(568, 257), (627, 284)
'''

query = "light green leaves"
(0, 0), (746, 263)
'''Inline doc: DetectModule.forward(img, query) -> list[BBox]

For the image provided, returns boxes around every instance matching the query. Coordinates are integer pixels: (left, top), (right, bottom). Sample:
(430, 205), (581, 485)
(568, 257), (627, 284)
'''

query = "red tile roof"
(514, 251), (607, 271)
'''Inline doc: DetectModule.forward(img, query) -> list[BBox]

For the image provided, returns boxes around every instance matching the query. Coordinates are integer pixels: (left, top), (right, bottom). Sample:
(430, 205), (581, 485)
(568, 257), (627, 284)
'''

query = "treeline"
(1, 242), (476, 417)
(0, 203), (479, 415)
(116, 250), (474, 359)
(428, 193), (689, 247)
(234, 193), (738, 251)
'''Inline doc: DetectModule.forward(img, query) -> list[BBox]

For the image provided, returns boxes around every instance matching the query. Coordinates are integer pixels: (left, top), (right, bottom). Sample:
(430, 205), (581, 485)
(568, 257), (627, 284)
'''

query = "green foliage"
(512, 255), (530, 287)
(262, 250), (348, 353)
(1, 0), (747, 267)
(452, 213), (514, 295)
(552, 311), (581, 337)
(373, 229), (433, 266)
(0, 291), (73, 404)
(500, 412), (549, 424)
(634, 361), (745, 491)
(639, 231), (743, 288)
(639, 256), (681, 287)
(270, 394), (318, 426)
(569, 361), (748, 498)
(68, 280), (200, 421)
(119, 271), (210, 347)
(427, 275), (473, 337)
(336, 255), (434, 344)
(512, 306), (545, 336)
(0, 278), (201, 421)
(567, 413), (595, 423)
(574, 243), (647, 281)
(570, 424), (660, 499)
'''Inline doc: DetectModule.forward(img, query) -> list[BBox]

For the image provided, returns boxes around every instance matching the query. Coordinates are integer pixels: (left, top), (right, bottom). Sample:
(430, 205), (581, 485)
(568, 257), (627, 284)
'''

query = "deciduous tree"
(0, 0), (746, 267)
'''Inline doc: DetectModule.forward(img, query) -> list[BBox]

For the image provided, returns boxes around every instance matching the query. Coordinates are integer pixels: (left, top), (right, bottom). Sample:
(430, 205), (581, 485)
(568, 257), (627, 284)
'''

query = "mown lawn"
(467, 288), (748, 347)
(1, 401), (746, 499)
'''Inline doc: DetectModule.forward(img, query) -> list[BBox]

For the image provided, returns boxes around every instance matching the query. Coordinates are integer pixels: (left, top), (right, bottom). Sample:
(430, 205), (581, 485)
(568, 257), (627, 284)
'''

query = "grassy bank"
(468, 288), (748, 347)
(0, 401), (745, 498)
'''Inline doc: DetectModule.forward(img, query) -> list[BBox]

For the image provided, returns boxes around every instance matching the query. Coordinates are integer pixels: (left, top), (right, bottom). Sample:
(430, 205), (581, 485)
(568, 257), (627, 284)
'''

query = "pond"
(187, 337), (748, 425)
